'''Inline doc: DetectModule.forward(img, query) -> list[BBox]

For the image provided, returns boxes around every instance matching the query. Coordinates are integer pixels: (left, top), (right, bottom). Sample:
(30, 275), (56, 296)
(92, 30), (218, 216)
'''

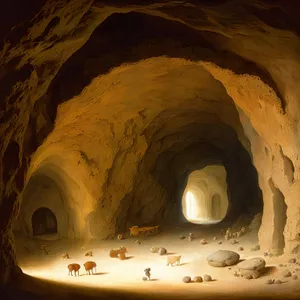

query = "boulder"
(206, 250), (240, 267)
(237, 257), (266, 279)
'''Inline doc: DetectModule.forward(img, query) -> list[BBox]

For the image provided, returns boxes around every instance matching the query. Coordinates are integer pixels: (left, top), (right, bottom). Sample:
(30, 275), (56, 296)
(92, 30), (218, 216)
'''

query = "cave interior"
(1, 1), (300, 299)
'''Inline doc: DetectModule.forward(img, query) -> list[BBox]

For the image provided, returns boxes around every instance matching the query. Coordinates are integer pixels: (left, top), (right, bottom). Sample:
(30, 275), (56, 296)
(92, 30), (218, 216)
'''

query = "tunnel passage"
(182, 166), (229, 225)
(32, 207), (57, 236)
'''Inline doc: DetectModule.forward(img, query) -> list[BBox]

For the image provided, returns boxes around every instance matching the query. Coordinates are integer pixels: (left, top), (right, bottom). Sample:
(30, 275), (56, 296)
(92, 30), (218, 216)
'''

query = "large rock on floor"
(206, 250), (240, 267)
(237, 257), (266, 279)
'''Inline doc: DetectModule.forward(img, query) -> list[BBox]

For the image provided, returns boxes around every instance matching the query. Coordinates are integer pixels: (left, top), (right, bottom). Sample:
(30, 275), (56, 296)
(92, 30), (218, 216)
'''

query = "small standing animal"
(167, 255), (181, 266)
(68, 263), (81, 276)
(62, 253), (70, 259)
(144, 268), (151, 280)
(83, 261), (97, 275)
(85, 251), (93, 257)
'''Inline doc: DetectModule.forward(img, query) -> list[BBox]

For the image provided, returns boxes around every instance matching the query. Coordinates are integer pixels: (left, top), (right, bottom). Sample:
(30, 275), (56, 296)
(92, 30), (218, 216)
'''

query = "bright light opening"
(182, 166), (229, 224)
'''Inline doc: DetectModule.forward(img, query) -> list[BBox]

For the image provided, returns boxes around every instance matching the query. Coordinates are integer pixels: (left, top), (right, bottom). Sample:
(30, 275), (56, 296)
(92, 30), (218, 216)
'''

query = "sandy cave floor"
(14, 224), (300, 298)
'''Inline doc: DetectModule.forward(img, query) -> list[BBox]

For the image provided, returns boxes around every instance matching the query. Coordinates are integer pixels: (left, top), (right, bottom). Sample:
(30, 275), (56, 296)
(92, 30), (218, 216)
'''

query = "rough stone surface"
(193, 276), (203, 283)
(206, 250), (240, 267)
(1, 0), (300, 288)
(183, 276), (191, 283)
(203, 274), (212, 282)
(237, 257), (266, 272)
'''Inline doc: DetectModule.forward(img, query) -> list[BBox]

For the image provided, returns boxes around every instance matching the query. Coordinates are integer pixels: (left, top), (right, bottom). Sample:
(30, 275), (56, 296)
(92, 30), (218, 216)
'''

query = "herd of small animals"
(39, 225), (300, 284)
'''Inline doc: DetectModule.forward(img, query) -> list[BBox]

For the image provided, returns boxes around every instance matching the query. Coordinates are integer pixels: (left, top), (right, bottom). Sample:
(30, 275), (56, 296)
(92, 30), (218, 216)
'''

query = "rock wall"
(1, 0), (300, 287)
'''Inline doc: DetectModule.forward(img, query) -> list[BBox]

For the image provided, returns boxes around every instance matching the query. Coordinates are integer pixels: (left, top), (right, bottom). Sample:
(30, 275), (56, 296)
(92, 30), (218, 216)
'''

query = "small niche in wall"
(32, 207), (57, 236)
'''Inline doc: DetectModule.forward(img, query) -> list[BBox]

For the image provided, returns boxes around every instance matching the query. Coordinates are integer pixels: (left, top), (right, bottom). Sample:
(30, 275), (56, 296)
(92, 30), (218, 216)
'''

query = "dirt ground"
(13, 224), (300, 299)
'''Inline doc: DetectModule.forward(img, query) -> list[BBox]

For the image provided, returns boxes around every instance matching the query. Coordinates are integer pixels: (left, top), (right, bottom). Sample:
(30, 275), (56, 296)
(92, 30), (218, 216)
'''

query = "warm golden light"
(185, 191), (197, 219)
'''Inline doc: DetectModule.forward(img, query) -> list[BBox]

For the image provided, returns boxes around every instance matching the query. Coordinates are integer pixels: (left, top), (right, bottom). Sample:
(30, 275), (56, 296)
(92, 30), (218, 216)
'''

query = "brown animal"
(109, 246), (128, 258)
(62, 253), (70, 259)
(167, 255), (181, 266)
(118, 252), (126, 260)
(84, 261), (97, 275)
(68, 263), (81, 276)
(85, 251), (93, 257)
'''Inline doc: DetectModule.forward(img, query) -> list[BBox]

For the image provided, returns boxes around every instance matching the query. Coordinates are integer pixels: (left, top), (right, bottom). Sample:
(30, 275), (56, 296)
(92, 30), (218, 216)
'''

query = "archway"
(32, 207), (57, 236)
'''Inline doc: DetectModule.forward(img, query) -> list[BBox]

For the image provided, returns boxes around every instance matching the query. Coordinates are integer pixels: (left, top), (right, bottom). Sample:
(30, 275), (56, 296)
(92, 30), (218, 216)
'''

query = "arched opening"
(182, 166), (229, 224)
(211, 193), (222, 220)
(32, 207), (57, 236)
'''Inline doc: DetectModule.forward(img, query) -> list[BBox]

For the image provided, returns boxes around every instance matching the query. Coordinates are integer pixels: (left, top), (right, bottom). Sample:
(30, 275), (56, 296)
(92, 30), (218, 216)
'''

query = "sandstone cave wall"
(1, 0), (300, 286)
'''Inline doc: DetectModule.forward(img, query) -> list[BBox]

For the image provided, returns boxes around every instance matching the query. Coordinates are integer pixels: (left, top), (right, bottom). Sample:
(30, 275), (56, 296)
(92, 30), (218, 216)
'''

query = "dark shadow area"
(32, 207), (57, 236)
(4, 273), (299, 300)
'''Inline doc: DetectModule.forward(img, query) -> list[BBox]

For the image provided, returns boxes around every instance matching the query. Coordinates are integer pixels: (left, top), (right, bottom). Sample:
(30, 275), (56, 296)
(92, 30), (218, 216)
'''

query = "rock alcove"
(1, 1), (300, 299)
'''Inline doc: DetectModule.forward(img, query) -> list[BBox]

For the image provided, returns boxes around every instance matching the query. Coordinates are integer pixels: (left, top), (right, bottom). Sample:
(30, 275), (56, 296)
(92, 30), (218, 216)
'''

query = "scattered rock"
(193, 276), (203, 283)
(268, 253), (274, 257)
(218, 241), (223, 245)
(207, 250), (240, 267)
(279, 264), (284, 267)
(238, 247), (244, 251)
(158, 247), (167, 255)
(264, 252), (269, 257)
(233, 271), (240, 277)
(135, 240), (141, 244)
(295, 268), (300, 271)
(150, 247), (159, 253)
(183, 276), (191, 283)
(244, 274), (252, 280)
(288, 258), (296, 264)
(200, 239), (207, 245)
(265, 279), (274, 284)
(180, 236), (185, 239)
(282, 269), (292, 277)
(203, 274), (212, 281)
(230, 239), (239, 245)
(292, 275), (298, 280)
(228, 267), (232, 270)
(250, 244), (260, 251)
(237, 257), (266, 279)
(142, 277), (148, 281)
(85, 251), (93, 256)
(213, 237), (218, 240)
(274, 279), (282, 284)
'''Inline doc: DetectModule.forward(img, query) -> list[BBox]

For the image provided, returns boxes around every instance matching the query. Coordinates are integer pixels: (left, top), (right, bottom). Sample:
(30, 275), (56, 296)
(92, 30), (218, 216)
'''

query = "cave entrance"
(182, 166), (229, 225)
(32, 207), (57, 236)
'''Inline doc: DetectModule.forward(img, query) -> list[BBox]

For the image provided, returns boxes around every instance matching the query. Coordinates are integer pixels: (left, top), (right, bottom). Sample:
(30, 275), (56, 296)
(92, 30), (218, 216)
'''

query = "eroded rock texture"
(1, 0), (300, 286)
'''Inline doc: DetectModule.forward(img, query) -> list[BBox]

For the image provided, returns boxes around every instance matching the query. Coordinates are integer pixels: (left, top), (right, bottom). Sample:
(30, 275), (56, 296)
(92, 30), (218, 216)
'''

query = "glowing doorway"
(185, 191), (197, 219)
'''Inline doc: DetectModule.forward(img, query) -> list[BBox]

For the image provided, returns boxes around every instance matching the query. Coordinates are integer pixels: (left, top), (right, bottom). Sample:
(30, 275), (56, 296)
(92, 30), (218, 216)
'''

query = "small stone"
(183, 276), (191, 283)
(238, 247), (244, 251)
(135, 240), (141, 244)
(158, 247), (167, 255)
(279, 264), (284, 267)
(274, 279), (282, 284)
(203, 274), (212, 281)
(268, 253), (274, 257)
(265, 279), (274, 284)
(251, 244), (260, 251)
(292, 275), (298, 280)
(213, 236), (218, 240)
(142, 277), (148, 281)
(264, 252), (269, 257)
(295, 268), (300, 271)
(180, 235), (185, 239)
(244, 274), (252, 280)
(282, 269), (292, 277)
(228, 267), (232, 270)
(288, 258), (296, 264)
(200, 239), (207, 245)
(230, 239), (238, 245)
(193, 276), (203, 283)
(218, 241), (223, 245)
(150, 247), (159, 253)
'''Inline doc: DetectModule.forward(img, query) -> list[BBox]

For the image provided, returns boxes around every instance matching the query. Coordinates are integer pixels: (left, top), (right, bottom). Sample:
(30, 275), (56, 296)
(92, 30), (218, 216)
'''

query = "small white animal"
(167, 255), (181, 266)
